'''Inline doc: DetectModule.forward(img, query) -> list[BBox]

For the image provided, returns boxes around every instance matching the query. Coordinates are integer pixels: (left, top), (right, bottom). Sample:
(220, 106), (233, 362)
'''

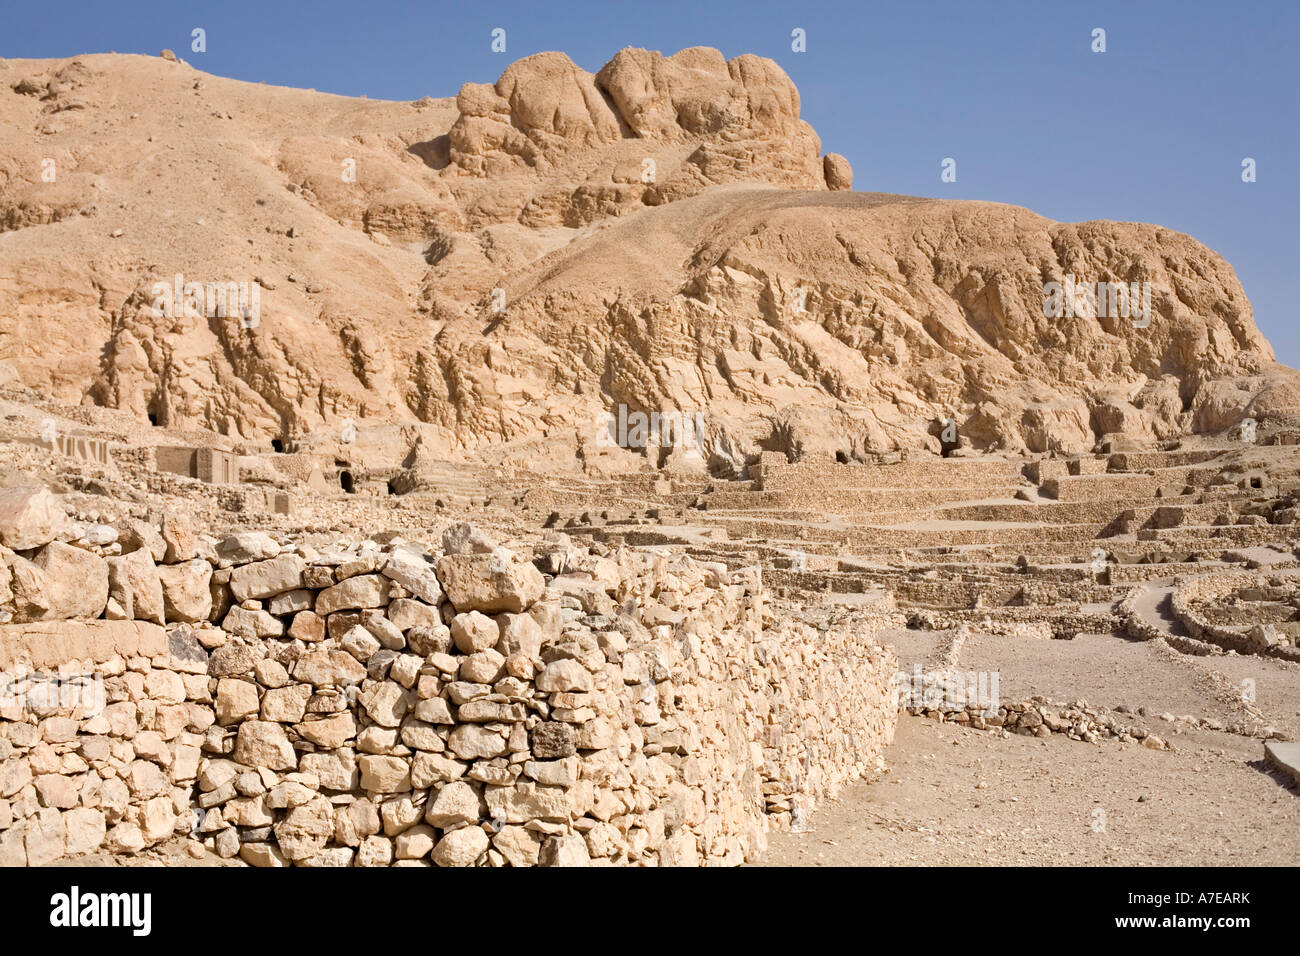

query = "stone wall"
(0, 488), (898, 866)
(15, 433), (112, 465)
(1042, 473), (1161, 502)
(0, 620), (205, 864)
(1170, 572), (1300, 660)
(154, 447), (239, 484)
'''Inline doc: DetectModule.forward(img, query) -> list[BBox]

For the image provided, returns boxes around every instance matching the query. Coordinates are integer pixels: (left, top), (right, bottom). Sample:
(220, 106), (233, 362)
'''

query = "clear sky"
(5, 0), (1297, 364)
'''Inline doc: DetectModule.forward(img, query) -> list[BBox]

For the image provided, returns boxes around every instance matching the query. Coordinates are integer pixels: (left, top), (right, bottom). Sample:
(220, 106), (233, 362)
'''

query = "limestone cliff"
(0, 48), (1292, 472)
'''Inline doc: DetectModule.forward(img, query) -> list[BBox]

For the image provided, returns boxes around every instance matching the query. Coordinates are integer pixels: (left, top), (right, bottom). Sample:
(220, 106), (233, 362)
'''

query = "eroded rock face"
(0, 48), (1290, 470)
(823, 152), (852, 190)
(446, 47), (825, 220)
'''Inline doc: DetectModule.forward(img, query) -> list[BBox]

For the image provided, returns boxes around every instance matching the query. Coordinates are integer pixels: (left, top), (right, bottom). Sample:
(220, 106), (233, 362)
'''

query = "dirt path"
(1129, 582), (1189, 637)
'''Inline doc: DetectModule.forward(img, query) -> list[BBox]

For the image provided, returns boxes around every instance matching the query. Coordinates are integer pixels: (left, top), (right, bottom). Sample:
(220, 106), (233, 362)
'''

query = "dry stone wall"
(0, 488), (897, 866)
(1170, 572), (1300, 660)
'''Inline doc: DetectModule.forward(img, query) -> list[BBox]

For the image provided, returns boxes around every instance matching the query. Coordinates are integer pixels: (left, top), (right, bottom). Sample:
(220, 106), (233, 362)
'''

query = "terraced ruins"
(1, 377), (1298, 866)
(0, 45), (1298, 866)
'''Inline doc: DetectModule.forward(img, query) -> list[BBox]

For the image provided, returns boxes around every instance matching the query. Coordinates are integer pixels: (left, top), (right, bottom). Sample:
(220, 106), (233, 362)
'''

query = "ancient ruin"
(0, 43), (1297, 868)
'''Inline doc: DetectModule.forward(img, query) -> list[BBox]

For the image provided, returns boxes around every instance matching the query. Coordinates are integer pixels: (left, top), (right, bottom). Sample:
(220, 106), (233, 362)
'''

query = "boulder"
(448, 724), (507, 760)
(381, 548), (444, 604)
(315, 574), (391, 616)
(423, 780), (482, 827)
(294, 712), (355, 748)
(221, 605), (285, 639)
(273, 796), (334, 860)
(215, 678), (259, 724)
(497, 612), (543, 658)
(436, 553), (544, 613)
(493, 825), (542, 867)
(0, 487), (67, 550)
(157, 559), (214, 623)
(216, 531), (280, 564)
(293, 649), (367, 687)
(440, 522), (498, 555)
(63, 807), (107, 856)
(357, 755), (411, 793)
(160, 511), (199, 563)
(531, 721), (577, 758)
(288, 609), (326, 642)
(23, 542), (109, 620)
(539, 833), (591, 866)
(536, 659), (594, 693)
(229, 553), (305, 601)
(120, 519), (166, 562)
(386, 598), (439, 632)
(24, 807), (67, 866)
(233, 721), (297, 770)
(823, 152), (852, 190)
(5, 552), (54, 622)
(450, 610), (500, 653)
(107, 548), (165, 624)
(430, 824), (488, 867)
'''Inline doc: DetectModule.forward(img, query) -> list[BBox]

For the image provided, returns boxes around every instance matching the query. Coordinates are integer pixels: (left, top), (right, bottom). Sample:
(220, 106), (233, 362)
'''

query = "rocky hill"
(0, 47), (1294, 474)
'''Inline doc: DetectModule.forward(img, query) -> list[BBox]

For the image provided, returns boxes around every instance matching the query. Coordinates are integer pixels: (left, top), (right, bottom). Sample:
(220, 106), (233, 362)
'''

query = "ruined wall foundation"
(0, 490), (897, 866)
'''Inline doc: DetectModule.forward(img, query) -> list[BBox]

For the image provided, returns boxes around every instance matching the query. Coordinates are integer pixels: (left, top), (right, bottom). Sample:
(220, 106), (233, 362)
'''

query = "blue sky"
(6, 0), (1298, 364)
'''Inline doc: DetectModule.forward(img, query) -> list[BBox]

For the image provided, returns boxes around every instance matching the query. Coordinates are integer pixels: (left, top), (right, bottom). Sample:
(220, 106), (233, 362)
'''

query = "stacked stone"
(742, 618), (896, 829)
(0, 488), (211, 865)
(0, 622), (209, 865)
(0, 492), (901, 866)
(900, 691), (1284, 746)
(0, 487), (210, 626)
(1170, 571), (1300, 657)
(190, 535), (792, 866)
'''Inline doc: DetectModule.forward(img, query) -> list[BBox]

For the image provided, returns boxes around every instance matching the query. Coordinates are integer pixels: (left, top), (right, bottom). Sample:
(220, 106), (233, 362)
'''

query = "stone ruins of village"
(0, 44), (1298, 867)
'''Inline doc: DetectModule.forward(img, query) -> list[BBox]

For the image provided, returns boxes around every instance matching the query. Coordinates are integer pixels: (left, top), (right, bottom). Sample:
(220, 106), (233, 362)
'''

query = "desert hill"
(0, 47), (1294, 474)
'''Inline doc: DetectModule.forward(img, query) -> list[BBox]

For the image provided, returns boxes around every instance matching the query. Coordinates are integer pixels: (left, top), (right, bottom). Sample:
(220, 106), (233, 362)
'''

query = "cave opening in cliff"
(340, 470), (354, 493)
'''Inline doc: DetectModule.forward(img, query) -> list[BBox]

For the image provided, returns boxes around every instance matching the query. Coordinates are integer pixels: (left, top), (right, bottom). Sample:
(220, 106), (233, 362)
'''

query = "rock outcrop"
(0, 48), (1293, 472)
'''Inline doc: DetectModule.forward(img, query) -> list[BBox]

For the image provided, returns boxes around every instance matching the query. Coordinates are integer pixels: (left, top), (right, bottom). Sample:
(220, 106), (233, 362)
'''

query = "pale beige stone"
(424, 780), (481, 827)
(493, 824), (543, 867)
(233, 720), (297, 770)
(157, 560), (213, 623)
(107, 548), (165, 624)
(358, 754), (410, 793)
(451, 610), (500, 653)
(0, 487), (67, 550)
(436, 553), (544, 614)
(431, 825), (488, 867)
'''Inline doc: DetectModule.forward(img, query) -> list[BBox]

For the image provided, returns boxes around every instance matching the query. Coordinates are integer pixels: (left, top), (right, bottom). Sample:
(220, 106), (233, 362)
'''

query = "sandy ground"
(761, 715), (1300, 866)
(761, 622), (1300, 867)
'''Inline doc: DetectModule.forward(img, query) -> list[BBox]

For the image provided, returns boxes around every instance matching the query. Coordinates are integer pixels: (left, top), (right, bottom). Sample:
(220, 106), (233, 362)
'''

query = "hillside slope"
(0, 48), (1293, 472)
